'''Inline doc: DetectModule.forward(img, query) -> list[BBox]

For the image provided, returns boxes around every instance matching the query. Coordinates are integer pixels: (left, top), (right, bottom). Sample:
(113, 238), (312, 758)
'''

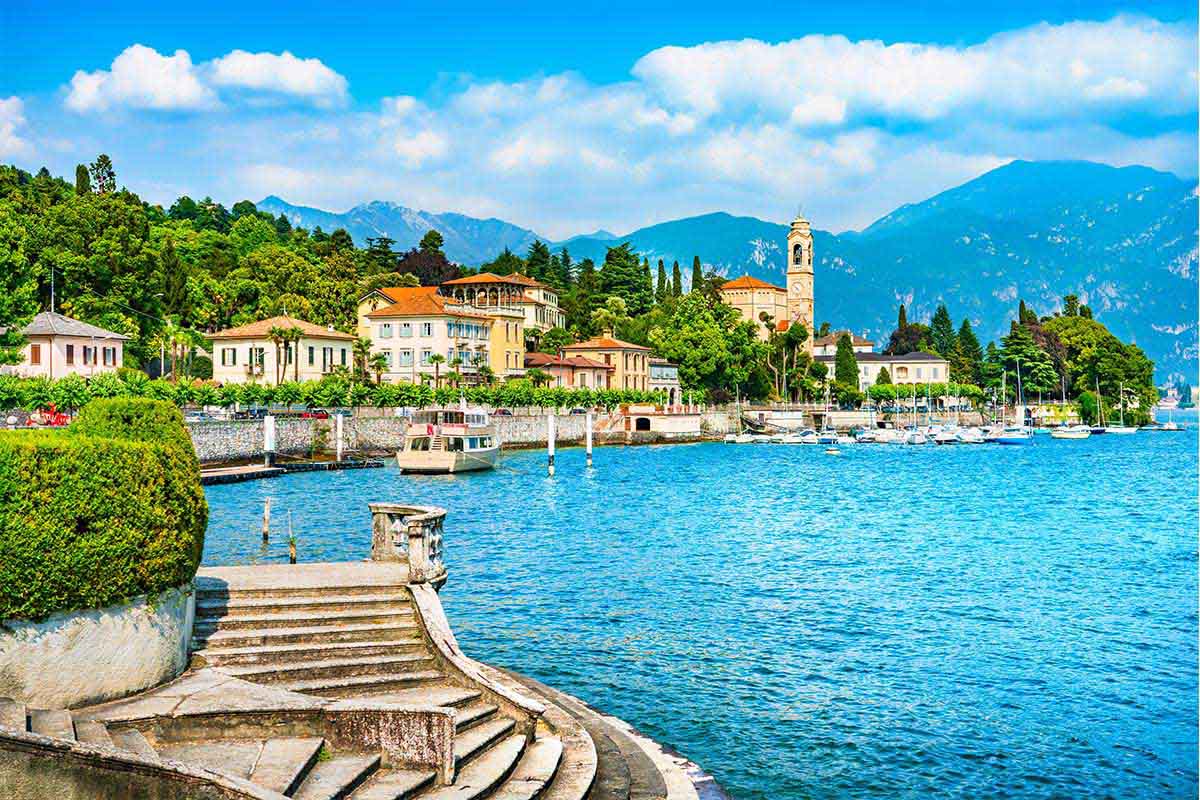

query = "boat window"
(480, 436), (492, 448)
(468, 437), (478, 449)
(447, 437), (464, 452)
(410, 437), (431, 451)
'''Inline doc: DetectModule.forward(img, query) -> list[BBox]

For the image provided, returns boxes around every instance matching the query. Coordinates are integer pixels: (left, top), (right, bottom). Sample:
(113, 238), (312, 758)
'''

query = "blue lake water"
(203, 421), (1199, 799)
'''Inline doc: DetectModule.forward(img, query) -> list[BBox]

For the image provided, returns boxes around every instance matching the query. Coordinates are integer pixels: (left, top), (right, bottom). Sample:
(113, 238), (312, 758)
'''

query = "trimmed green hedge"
(0, 399), (207, 621)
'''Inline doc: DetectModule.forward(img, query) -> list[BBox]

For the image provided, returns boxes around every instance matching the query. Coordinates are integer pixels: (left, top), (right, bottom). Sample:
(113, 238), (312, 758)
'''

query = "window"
(103, 347), (116, 366)
(322, 347), (334, 371)
(399, 323), (412, 337)
(916, 367), (923, 379)
(340, 348), (347, 366)
(931, 367), (939, 379)
(579, 373), (588, 387)
(29, 344), (40, 365)
(82, 346), (94, 365)
(221, 348), (236, 366)
(65, 344), (74, 365)
(420, 349), (432, 365)
(253, 347), (265, 367)
(382, 350), (393, 367)
(380, 323), (393, 338)
(308, 346), (315, 366)
(398, 349), (413, 366)
(420, 322), (433, 337)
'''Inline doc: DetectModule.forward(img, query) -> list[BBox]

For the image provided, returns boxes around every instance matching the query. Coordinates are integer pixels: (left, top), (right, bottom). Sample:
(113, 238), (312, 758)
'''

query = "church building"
(719, 213), (815, 351)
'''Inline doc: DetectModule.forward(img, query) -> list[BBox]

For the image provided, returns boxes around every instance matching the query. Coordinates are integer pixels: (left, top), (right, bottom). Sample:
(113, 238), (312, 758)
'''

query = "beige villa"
(561, 336), (651, 391)
(208, 315), (356, 385)
(815, 351), (951, 390)
(1, 311), (128, 379)
(523, 351), (613, 389)
(812, 330), (874, 357)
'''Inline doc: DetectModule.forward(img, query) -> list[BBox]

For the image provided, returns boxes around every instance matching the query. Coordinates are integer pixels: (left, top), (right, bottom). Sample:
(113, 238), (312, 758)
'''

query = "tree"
(1063, 294), (1080, 317)
(817, 322), (832, 338)
(647, 291), (765, 397)
(88, 154), (116, 193)
(1000, 323), (1056, 396)
(161, 238), (189, 320)
(954, 318), (984, 384)
(368, 351), (389, 384)
(599, 243), (652, 315)
(885, 322), (931, 355)
(1018, 298), (1038, 325)
(897, 304), (907, 329)
(428, 353), (446, 388)
(526, 368), (551, 388)
(526, 240), (552, 282)
(481, 247), (525, 275)
(876, 367), (892, 385)
(418, 229), (444, 255)
(655, 260), (668, 304)
(268, 325), (288, 384)
(0, 208), (38, 365)
(74, 164), (91, 195)
(671, 261), (682, 296)
(931, 304), (956, 356)
(539, 327), (574, 354)
(834, 334), (859, 388)
(395, 246), (461, 286)
(690, 256), (702, 292)
(641, 258), (653, 306)
(591, 296), (629, 336)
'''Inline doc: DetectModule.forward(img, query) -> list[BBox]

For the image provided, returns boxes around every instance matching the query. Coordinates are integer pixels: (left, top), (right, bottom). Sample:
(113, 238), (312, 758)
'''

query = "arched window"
(792, 243), (804, 265)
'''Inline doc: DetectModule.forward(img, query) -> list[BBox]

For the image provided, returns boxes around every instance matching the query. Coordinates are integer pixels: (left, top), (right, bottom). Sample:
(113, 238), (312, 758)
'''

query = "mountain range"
(259, 160), (1198, 380)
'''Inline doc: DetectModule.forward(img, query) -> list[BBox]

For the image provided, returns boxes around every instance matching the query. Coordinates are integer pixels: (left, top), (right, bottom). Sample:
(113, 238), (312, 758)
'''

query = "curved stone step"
(195, 608), (415, 633)
(282, 669), (445, 697)
(354, 685), (481, 708)
(454, 702), (498, 732)
(29, 709), (74, 741)
(454, 717), (516, 769)
(347, 767), (436, 799)
(294, 754), (382, 800)
(194, 621), (420, 650)
(195, 638), (427, 667)
(220, 653), (435, 684)
(486, 734), (565, 800)
(109, 728), (161, 762)
(421, 734), (526, 800)
(74, 719), (115, 748)
(249, 736), (326, 795)
(197, 592), (409, 618)
(158, 738), (264, 778)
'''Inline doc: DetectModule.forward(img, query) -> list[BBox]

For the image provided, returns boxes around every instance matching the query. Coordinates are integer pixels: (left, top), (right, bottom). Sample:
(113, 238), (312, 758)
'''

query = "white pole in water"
(263, 414), (276, 466)
(547, 413), (556, 476)
(585, 411), (594, 468)
(335, 412), (344, 462)
(262, 497), (271, 542)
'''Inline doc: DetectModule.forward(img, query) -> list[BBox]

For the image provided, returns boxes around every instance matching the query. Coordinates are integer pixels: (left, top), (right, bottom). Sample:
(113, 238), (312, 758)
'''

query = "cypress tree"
(897, 303), (907, 329)
(931, 304), (956, 356)
(876, 367), (892, 385)
(641, 257), (653, 305)
(834, 333), (859, 387)
(655, 259), (667, 304)
(671, 261), (682, 296)
(600, 243), (652, 316)
(74, 164), (91, 194)
(956, 318), (984, 384)
(691, 256), (703, 292)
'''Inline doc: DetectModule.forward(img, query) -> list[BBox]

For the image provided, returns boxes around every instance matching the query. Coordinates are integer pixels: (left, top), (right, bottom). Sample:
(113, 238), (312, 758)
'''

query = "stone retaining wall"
(0, 584), (195, 708)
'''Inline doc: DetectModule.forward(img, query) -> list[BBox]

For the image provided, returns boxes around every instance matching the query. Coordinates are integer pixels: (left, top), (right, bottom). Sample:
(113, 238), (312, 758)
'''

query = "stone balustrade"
(368, 503), (447, 585)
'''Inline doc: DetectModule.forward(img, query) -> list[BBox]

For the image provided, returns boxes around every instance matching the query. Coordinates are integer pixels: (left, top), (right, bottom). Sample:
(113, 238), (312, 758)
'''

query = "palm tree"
(267, 326), (287, 384)
(429, 353), (446, 389)
(478, 364), (496, 385)
(353, 337), (373, 381)
(368, 352), (389, 384)
(446, 370), (462, 389)
(285, 327), (303, 382)
(527, 368), (551, 388)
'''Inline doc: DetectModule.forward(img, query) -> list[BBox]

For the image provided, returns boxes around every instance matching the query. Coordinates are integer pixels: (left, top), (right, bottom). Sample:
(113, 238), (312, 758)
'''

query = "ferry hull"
(397, 447), (500, 474)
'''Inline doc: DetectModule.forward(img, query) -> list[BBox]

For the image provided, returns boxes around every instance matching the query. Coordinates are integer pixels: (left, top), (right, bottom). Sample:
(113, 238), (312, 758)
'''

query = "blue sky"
(1, 1), (1196, 237)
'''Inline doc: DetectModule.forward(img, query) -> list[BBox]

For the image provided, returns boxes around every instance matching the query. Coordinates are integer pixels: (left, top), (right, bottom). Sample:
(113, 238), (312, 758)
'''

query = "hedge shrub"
(0, 399), (206, 621)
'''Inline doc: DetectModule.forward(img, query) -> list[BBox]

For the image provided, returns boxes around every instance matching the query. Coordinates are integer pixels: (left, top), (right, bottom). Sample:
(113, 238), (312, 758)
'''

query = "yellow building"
(561, 336), (652, 391)
(440, 272), (565, 335)
(208, 315), (356, 386)
(718, 275), (788, 340)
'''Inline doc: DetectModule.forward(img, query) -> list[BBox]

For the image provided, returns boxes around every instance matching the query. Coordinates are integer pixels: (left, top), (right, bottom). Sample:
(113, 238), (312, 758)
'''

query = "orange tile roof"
(524, 352), (613, 370)
(365, 287), (493, 320)
(562, 336), (651, 352)
(721, 274), (785, 291)
(441, 272), (546, 288)
(208, 315), (356, 341)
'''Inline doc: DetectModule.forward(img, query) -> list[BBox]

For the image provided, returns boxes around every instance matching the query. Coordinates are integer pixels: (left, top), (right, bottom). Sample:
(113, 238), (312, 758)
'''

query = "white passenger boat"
(396, 407), (501, 473)
(1050, 424), (1091, 440)
(956, 427), (986, 444)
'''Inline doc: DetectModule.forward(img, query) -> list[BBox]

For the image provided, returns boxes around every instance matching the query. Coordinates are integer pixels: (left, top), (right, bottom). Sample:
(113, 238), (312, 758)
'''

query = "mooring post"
(586, 411), (594, 468)
(547, 413), (556, 476)
(335, 412), (344, 462)
(263, 414), (276, 467)
(287, 510), (296, 564)
(262, 497), (271, 542)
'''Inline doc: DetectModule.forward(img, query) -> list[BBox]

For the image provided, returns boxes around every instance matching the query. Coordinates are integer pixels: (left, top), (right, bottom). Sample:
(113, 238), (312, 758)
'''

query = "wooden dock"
(199, 458), (385, 485)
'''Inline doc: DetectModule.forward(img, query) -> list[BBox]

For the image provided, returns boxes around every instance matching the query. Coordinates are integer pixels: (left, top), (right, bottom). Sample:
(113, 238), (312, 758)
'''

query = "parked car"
(302, 409), (330, 419)
(493, 408), (513, 416)
(568, 407), (589, 415)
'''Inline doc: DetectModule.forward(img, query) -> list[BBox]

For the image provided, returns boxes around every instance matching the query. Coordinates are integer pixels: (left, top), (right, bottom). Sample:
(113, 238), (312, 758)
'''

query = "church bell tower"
(786, 213), (814, 352)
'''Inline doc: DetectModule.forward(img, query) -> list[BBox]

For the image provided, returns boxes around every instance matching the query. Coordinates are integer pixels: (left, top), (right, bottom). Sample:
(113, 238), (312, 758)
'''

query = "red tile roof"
(814, 330), (874, 347)
(721, 274), (785, 291)
(441, 272), (547, 288)
(524, 352), (613, 370)
(365, 287), (492, 320)
(562, 336), (652, 352)
(208, 315), (356, 340)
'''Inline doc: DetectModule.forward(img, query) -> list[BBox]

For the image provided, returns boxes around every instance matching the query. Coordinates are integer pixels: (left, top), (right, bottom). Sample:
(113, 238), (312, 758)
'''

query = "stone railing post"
(368, 503), (447, 586)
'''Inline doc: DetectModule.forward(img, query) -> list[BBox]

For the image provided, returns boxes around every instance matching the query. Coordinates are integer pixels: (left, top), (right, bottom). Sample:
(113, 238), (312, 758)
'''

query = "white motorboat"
(1050, 424), (1092, 440)
(855, 428), (878, 444)
(817, 428), (839, 445)
(734, 432), (755, 444)
(750, 434), (772, 444)
(789, 428), (819, 445)
(723, 433), (738, 443)
(397, 407), (501, 473)
(932, 430), (959, 445)
(994, 425), (1034, 445)
(1103, 426), (1138, 435)
(956, 427), (986, 444)
(837, 434), (855, 445)
(904, 429), (928, 445)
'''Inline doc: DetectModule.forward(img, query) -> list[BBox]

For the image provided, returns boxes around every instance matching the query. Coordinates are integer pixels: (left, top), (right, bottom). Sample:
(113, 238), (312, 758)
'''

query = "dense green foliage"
(867, 382), (985, 403)
(0, 399), (206, 621)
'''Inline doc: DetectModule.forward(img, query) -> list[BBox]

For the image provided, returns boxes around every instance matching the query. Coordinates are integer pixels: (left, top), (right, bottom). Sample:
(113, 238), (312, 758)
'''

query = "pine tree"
(418, 229), (444, 255)
(955, 318), (984, 384)
(897, 303), (907, 329)
(834, 334), (859, 388)
(931, 304), (956, 356)
(74, 164), (91, 194)
(655, 259), (667, 304)
(556, 247), (573, 288)
(88, 154), (116, 193)
(690, 256), (702, 292)
(525, 240), (552, 281)
(600, 243), (652, 316)
(671, 261), (682, 296)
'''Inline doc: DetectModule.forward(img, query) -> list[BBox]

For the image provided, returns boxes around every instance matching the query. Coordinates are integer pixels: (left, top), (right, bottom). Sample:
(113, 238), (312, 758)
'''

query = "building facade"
(718, 275), (788, 340)
(523, 352), (612, 389)
(208, 315), (356, 385)
(561, 336), (651, 391)
(812, 331), (874, 357)
(362, 287), (498, 383)
(2, 312), (128, 379)
(438, 272), (565, 336)
(648, 358), (682, 405)
(815, 351), (951, 390)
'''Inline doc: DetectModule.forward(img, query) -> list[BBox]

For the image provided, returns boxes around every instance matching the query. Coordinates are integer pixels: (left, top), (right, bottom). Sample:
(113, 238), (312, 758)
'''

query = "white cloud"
(65, 45), (217, 112)
(632, 15), (1197, 124)
(393, 129), (448, 167)
(0, 97), (30, 157)
(63, 45), (347, 113)
(208, 50), (348, 106)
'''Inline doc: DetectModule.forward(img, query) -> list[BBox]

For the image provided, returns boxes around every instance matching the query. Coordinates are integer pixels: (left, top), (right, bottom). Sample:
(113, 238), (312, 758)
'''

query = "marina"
(203, 415), (1199, 799)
